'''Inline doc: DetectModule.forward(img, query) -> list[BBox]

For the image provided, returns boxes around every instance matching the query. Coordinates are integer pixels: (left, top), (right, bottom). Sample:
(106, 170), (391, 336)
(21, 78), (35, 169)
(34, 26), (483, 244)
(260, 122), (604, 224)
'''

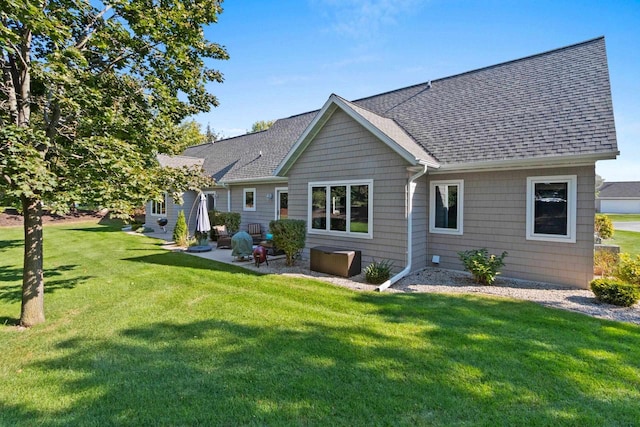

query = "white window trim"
(526, 175), (577, 243)
(204, 191), (217, 211)
(274, 187), (288, 220)
(429, 179), (464, 235)
(150, 194), (167, 216)
(307, 179), (374, 239)
(243, 188), (256, 212)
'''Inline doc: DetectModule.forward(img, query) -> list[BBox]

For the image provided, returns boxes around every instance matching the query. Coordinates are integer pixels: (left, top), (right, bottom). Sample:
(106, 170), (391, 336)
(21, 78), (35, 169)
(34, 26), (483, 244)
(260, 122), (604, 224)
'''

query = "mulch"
(0, 208), (108, 227)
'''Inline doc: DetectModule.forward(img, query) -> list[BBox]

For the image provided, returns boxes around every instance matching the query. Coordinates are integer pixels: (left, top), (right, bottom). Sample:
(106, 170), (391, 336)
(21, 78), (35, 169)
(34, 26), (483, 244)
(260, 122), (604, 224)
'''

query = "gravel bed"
(241, 257), (640, 325)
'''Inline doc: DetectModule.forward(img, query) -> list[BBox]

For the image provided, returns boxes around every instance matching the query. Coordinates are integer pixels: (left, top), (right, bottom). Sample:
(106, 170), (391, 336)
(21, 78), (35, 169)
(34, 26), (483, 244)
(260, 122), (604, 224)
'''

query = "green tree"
(173, 210), (189, 247)
(249, 120), (275, 133)
(178, 120), (206, 148)
(205, 123), (222, 143)
(0, 0), (227, 326)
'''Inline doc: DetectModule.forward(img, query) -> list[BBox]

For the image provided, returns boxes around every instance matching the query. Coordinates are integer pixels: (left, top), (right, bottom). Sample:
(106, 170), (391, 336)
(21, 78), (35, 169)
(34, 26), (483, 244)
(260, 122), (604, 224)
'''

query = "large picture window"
(526, 175), (577, 243)
(429, 180), (463, 235)
(243, 188), (256, 211)
(308, 180), (373, 238)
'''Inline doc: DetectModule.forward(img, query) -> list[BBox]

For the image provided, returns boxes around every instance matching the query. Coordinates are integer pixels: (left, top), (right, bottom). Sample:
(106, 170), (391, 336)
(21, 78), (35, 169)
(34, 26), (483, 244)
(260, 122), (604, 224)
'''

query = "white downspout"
(227, 187), (231, 212)
(376, 164), (428, 292)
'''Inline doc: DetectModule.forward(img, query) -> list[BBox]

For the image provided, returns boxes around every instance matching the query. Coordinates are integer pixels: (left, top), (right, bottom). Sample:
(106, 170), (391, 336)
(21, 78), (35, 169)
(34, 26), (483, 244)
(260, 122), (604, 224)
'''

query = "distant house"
(597, 182), (640, 213)
(148, 37), (619, 288)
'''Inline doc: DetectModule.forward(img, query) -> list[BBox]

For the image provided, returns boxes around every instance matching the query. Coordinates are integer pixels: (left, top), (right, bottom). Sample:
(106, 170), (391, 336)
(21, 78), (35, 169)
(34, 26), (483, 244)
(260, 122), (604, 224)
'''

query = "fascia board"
(220, 176), (289, 185)
(274, 99), (339, 176)
(276, 94), (442, 175)
(431, 151), (619, 174)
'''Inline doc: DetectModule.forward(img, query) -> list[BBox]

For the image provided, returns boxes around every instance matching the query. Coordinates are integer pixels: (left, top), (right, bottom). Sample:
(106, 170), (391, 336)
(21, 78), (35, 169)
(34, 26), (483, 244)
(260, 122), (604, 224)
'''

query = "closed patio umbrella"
(195, 193), (211, 236)
(186, 192), (212, 251)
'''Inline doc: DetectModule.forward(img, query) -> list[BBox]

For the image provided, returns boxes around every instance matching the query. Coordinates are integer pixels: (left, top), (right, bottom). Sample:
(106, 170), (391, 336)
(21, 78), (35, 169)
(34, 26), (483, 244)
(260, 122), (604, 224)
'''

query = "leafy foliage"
(616, 253), (640, 286)
(595, 214), (614, 240)
(205, 123), (223, 143)
(173, 211), (188, 247)
(594, 249), (619, 277)
(364, 259), (394, 285)
(590, 278), (640, 307)
(209, 210), (241, 235)
(458, 248), (508, 285)
(1, 0), (227, 325)
(250, 120), (275, 133)
(269, 219), (306, 266)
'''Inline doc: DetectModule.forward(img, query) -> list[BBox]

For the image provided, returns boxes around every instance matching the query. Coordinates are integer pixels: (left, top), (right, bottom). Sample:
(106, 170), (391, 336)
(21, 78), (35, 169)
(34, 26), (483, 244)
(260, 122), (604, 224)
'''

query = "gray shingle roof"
(156, 154), (204, 169)
(335, 95), (439, 166)
(598, 182), (640, 198)
(182, 37), (618, 182)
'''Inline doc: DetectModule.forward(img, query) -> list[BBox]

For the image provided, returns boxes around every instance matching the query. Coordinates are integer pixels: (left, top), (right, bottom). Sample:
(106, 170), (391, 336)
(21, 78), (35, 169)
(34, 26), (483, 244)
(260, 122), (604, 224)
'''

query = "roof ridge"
(352, 36), (605, 105)
(432, 36), (605, 85)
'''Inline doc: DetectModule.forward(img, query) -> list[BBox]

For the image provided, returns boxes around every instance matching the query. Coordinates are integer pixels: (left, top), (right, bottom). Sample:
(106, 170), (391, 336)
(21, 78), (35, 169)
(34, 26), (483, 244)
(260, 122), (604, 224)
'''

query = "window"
(243, 188), (256, 211)
(150, 194), (166, 216)
(429, 180), (463, 235)
(275, 187), (288, 220)
(526, 175), (577, 243)
(308, 180), (373, 238)
(204, 192), (217, 211)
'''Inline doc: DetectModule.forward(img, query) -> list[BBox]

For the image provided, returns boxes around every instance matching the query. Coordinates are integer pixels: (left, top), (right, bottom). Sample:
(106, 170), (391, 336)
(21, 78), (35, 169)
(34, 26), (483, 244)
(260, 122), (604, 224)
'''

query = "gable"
(275, 94), (439, 176)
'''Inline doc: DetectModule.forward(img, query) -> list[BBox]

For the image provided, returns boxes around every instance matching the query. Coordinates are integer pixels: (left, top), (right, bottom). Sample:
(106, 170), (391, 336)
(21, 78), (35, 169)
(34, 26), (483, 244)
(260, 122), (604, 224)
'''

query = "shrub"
(590, 278), (640, 307)
(616, 253), (640, 285)
(269, 219), (306, 266)
(595, 214), (614, 240)
(364, 259), (394, 285)
(458, 248), (508, 285)
(173, 210), (189, 247)
(208, 210), (241, 238)
(594, 249), (619, 277)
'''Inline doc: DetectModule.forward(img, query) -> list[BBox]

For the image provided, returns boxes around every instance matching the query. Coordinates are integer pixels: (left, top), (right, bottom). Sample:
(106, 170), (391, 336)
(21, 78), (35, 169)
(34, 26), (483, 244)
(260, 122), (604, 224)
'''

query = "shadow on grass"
(0, 264), (92, 302)
(3, 295), (640, 425)
(121, 252), (264, 276)
(0, 239), (22, 253)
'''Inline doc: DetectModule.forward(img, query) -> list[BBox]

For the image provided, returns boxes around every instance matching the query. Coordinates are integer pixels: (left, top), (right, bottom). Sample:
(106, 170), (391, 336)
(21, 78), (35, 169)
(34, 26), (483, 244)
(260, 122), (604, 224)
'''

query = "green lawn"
(604, 213), (640, 222)
(1, 222), (639, 425)
(604, 230), (640, 256)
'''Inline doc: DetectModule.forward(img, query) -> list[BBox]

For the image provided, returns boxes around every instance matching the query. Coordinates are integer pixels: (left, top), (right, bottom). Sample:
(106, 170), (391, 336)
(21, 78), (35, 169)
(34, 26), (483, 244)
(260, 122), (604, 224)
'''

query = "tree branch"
(76, 4), (113, 51)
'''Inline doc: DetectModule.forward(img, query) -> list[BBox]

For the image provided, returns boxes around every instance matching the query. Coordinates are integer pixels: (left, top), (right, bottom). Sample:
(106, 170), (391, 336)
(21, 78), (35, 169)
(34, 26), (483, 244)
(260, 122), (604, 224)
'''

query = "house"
(147, 37), (618, 289)
(597, 182), (640, 213)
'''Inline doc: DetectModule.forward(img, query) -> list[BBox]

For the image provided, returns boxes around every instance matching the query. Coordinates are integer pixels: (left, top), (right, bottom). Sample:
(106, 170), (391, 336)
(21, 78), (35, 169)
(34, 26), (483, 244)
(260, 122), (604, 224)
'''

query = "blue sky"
(194, 0), (639, 182)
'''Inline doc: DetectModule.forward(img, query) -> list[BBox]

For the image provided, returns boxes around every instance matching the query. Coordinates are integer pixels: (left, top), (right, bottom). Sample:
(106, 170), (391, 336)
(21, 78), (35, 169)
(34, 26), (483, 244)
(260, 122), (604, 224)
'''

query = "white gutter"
(433, 151), (619, 174)
(376, 164), (428, 291)
(222, 176), (289, 184)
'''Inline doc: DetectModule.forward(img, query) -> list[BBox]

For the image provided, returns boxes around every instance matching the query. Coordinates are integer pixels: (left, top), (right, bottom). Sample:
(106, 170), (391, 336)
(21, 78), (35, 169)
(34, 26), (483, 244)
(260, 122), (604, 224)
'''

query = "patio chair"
(213, 225), (232, 249)
(247, 223), (262, 244)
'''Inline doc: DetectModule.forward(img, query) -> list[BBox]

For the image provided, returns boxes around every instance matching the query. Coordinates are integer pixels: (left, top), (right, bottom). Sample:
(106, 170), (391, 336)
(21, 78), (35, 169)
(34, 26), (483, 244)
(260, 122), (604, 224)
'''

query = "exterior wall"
(145, 191), (196, 236)
(600, 199), (640, 214)
(411, 174), (429, 270)
(426, 165), (596, 288)
(229, 182), (288, 235)
(286, 109), (413, 271)
(202, 186), (230, 213)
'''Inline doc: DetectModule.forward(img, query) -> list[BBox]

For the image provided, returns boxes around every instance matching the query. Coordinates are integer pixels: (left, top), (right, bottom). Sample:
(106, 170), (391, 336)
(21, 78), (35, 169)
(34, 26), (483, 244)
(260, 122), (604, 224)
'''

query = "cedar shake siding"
(426, 166), (596, 288)
(286, 109), (413, 270)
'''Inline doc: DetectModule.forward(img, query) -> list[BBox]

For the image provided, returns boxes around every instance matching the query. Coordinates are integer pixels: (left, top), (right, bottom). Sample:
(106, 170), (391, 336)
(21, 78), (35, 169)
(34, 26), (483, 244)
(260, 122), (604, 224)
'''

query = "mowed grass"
(1, 223), (639, 425)
(604, 213), (640, 222)
(604, 230), (640, 256)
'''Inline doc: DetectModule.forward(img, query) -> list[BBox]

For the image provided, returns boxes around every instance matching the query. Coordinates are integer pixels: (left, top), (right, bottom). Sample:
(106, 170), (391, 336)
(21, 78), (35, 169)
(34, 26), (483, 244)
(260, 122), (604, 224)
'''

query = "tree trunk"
(20, 196), (45, 327)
